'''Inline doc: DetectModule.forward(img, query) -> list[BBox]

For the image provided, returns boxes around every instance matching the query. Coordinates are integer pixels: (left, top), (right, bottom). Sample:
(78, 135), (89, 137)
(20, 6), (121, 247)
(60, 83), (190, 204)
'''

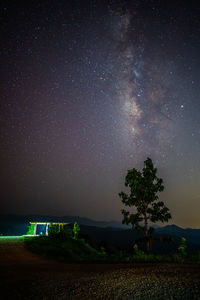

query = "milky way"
(0, 0), (200, 227)
(109, 4), (175, 156)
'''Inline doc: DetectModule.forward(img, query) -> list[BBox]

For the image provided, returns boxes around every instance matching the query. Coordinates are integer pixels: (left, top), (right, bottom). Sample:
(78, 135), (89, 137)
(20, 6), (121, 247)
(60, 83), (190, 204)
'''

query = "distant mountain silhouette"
(0, 214), (130, 234)
(78, 224), (200, 254)
(156, 224), (200, 246)
(0, 215), (199, 254)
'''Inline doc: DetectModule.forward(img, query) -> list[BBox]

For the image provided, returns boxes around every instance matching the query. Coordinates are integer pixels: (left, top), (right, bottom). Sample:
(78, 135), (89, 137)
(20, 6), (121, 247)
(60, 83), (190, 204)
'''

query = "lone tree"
(119, 157), (171, 253)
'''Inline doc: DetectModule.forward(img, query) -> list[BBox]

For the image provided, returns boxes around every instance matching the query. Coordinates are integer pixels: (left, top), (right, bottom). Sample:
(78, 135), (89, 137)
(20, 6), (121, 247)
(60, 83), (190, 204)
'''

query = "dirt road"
(0, 237), (199, 299)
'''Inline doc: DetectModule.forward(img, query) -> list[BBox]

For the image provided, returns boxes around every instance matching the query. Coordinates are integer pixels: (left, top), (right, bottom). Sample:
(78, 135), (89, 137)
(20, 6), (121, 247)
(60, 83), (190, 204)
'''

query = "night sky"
(1, 0), (200, 228)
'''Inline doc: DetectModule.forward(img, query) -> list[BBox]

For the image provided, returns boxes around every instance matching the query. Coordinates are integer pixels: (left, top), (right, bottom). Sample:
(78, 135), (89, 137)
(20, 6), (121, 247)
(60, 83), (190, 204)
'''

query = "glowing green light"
(25, 222), (69, 236)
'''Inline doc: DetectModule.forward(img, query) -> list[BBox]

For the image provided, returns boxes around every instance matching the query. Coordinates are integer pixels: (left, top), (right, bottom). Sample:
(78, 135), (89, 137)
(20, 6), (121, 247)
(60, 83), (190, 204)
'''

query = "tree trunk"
(144, 209), (150, 254)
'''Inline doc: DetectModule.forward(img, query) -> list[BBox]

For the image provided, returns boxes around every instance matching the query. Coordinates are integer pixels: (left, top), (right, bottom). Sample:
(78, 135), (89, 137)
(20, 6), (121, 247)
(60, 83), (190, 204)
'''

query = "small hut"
(27, 222), (69, 236)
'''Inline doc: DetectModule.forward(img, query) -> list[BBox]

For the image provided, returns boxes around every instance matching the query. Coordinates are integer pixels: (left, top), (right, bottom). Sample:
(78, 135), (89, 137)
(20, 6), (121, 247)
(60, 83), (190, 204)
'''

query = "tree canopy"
(119, 157), (172, 252)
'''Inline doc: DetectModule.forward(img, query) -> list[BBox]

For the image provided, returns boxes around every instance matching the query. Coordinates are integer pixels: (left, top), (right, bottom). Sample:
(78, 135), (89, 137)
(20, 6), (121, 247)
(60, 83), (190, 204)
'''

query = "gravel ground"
(0, 238), (200, 299)
(0, 263), (200, 299)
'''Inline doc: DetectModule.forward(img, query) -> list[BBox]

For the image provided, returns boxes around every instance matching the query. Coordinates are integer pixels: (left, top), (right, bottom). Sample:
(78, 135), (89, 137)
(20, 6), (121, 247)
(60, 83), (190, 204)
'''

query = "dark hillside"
(0, 215), (199, 254)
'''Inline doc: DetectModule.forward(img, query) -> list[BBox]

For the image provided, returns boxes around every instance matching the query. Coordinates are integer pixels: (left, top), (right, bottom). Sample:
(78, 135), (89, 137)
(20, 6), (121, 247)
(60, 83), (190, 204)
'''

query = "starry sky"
(1, 0), (200, 228)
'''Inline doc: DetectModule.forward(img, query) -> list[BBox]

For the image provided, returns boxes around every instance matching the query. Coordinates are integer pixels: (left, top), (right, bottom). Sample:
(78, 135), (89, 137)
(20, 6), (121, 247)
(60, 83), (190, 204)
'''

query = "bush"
(26, 223), (35, 235)
(133, 244), (145, 256)
(188, 251), (200, 262)
(49, 227), (73, 240)
(178, 237), (187, 256)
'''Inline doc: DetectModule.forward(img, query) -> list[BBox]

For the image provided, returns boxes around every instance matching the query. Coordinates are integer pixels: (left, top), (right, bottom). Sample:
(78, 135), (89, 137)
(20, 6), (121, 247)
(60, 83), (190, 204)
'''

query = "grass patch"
(24, 236), (192, 263)
(24, 235), (106, 262)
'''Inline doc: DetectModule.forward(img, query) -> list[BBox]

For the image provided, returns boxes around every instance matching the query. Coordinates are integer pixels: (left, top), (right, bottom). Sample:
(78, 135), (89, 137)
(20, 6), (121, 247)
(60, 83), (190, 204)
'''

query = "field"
(0, 237), (200, 299)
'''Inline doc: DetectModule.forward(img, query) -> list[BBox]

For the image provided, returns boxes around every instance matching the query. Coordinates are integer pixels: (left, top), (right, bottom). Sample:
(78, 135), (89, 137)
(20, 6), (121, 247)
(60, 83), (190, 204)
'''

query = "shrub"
(26, 223), (35, 235)
(133, 243), (145, 256)
(188, 251), (200, 262)
(49, 227), (73, 240)
(178, 237), (187, 257)
(73, 222), (80, 240)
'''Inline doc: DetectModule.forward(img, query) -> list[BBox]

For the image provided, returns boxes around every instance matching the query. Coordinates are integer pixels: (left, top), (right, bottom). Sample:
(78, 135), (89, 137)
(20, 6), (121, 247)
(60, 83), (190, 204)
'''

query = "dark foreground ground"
(0, 237), (200, 300)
